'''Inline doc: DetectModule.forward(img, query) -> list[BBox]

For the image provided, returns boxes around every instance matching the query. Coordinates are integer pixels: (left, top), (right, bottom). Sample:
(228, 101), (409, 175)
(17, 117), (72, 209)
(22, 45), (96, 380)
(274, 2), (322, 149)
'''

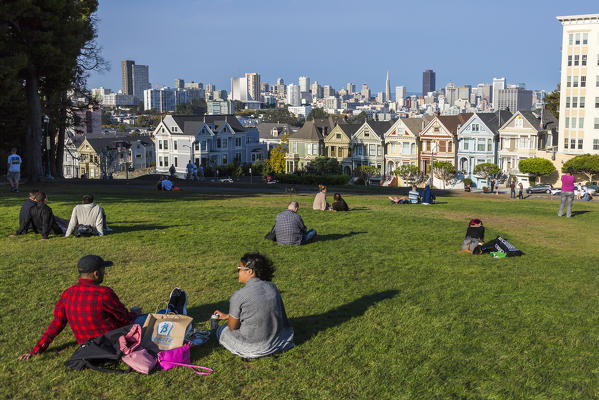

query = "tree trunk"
(25, 66), (43, 181)
(51, 92), (68, 178)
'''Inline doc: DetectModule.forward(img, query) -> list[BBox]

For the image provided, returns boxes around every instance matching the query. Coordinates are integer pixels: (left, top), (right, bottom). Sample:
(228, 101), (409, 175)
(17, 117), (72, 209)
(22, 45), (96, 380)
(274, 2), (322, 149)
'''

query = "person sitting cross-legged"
(11, 192), (66, 240)
(408, 186), (420, 204)
(213, 253), (294, 359)
(65, 194), (107, 237)
(331, 193), (349, 211)
(17, 255), (141, 360)
(17, 189), (39, 234)
(274, 201), (316, 245)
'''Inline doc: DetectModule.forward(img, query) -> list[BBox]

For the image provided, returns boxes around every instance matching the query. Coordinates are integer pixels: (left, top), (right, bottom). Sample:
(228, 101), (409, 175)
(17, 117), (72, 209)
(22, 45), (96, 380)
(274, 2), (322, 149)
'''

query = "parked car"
(526, 184), (553, 194)
(550, 186), (596, 196)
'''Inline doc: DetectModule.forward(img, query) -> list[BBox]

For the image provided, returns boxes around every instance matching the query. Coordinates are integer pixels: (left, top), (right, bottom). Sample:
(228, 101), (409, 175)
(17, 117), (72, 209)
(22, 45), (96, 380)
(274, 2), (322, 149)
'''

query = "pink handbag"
(119, 324), (157, 374)
(157, 344), (213, 375)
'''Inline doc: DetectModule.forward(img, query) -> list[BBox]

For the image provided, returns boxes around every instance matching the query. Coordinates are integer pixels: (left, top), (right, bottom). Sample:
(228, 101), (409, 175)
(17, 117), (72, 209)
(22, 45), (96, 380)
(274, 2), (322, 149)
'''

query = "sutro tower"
(385, 71), (391, 102)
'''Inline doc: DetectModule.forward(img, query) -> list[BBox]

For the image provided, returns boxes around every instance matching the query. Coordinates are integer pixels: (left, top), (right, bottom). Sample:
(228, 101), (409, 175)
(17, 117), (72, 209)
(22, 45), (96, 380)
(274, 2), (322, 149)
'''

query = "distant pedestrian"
(186, 160), (194, 180)
(199, 165), (204, 181)
(192, 163), (198, 181)
(558, 169), (575, 218)
(518, 183), (523, 199)
(169, 164), (176, 178)
(7, 147), (22, 193)
(576, 183), (582, 200)
(490, 178), (496, 194)
(510, 182), (516, 199)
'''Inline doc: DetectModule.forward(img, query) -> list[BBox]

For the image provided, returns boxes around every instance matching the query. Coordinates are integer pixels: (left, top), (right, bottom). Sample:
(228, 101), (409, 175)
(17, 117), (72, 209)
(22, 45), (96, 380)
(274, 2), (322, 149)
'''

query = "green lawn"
(1, 185), (599, 399)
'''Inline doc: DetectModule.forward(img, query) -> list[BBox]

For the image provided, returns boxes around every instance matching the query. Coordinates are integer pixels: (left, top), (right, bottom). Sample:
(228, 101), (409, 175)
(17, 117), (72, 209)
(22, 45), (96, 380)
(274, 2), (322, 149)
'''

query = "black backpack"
(480, 236), (523, 257)
(73, 224), (96, 237)
(65, 325), (132, 373)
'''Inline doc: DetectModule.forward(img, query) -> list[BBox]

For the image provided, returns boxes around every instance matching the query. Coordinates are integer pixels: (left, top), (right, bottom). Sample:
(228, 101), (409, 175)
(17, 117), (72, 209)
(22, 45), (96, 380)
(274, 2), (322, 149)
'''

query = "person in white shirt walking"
(7, 148), (22, 193)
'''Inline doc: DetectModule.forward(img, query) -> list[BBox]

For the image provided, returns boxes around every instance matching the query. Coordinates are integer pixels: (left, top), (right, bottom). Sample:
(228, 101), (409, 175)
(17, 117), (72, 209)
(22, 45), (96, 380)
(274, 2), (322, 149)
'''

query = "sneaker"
(167, 287), (187, 315)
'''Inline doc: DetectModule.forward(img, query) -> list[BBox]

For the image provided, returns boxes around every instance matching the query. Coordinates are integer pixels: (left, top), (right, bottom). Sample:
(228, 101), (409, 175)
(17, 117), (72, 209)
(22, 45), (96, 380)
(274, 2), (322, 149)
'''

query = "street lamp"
(43, 115), (52, 178)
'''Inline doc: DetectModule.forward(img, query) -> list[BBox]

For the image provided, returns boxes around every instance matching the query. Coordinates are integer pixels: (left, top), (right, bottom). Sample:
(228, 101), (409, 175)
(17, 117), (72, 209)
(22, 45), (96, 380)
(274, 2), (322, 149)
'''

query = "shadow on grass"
(316, 231), (366, 242)
(109, 224), (190, 234)
(291, 290), (399, 346)
(571, 210), (591, 217)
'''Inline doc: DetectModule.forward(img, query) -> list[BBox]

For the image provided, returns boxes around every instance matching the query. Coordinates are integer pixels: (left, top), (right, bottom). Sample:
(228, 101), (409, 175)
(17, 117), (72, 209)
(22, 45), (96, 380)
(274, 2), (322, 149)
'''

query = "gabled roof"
(256, 122), (297, 139)
(473, 110), (513, 135)
(402, 117), (431, 136)
(83, 137), (132, 153)
(168, 114), (245, 135)
(436, 113), (473, 135)
(288, 120), (324, 141)
(519, 110), (558, 132)
(365, 120), (395, 138)
(337, 123), (361, 137)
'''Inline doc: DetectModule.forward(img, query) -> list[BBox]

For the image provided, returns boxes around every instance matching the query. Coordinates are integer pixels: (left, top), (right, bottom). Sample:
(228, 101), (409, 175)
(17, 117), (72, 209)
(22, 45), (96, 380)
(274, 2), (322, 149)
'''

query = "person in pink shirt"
(558, 168), (575, 218)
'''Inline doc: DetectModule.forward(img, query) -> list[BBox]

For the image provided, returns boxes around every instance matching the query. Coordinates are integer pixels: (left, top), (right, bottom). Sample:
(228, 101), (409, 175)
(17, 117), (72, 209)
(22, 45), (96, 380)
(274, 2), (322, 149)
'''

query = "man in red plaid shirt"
(18, 255), (140, 360)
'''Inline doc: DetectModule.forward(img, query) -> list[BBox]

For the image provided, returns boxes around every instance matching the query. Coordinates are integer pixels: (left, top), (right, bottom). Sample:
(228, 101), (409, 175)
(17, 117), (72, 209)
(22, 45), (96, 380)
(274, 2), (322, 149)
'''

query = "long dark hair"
(241, 252), (275, 281)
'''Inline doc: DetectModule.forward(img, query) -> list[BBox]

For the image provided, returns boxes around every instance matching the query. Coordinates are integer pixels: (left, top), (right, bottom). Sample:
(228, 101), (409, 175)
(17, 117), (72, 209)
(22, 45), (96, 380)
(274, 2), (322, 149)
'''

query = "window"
(159, 156), (163, 167)
(594, 139), (599, 150)
(411, 143), (416, 154)
(338, 147), (342, 157)
(575, 33), (580, 45)
(425, 141), (431, 151)
(572, 117), (577, 129)
(564, 138), (569, 149)
(582, 55), (587, 66)
(567, 76), (572, 87)
(161, 127), (165, 133)
(336, 133), (341, 139)
(568, 55), (572, 66)
(595, 118), (599, 129)
(581, 76), (586, 87)
(515, 118), (523, 128)
(578, 139), (583, 149)
(164, 157), (168, 165)
(574, 55), (579, 66)
(597, 54), (599, 66)
(569, 33), (573, 45)
(487, 139), (492, 152)
(573, 76), (579, 87)
(216, 138), (221, 148)
(174, 157), (178, 167)
(580, 97), (585, 108)
(596, 76), (599, 87)
(330, 146), (336, 156)
(565, 117), (569, 129)
(377, 146), (382, 156)
(222, 155), (227, 165)
(159, 140), (163, 150)
(164, 141), (168, 150)
(571, 139), (576, 149)
(222, 138), (228, 148)
(235, 137), (241, 147)
(579, 117), (584, 129)
(292, 142), (297, 153)
(390, 143), (396, 153)
(596, 97), (599, 108)
(369, 144), (376, 156)
(402, 142), (409, 154)
(471, 123), (479, 132)
(519, 137), (527, 149)
(235, 152), (241, 162)
(194, 142), (199, 151)
(583, 33), (588, 45)
(173, 140), (177, 150)
(201, 141), (207, 151)
(448, 141), (452, 153)
(477, 139), (485, 151)
(572, 97), (578, 108)
(463, 139), (469, 150)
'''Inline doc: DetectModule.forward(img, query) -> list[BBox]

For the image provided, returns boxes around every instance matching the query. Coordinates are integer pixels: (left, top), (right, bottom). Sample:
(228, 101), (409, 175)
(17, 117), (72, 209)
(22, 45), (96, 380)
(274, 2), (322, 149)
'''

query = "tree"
(543, 85), (560, 120)
(347, 111), (367, 124)
(472, 162), (500, 186)
(432, 161), (456, 189)
(175, 99), (206, 115)
(393, 164), (423, 186)
(518, 157), (555, 184)
(356, 165), (380, 186)
(266, 134), (288, 174)
(258, 108), (299, 126)
(307, 108), (329, 121)
(305, 156), (341, 175)
(562, 154), (599, 183)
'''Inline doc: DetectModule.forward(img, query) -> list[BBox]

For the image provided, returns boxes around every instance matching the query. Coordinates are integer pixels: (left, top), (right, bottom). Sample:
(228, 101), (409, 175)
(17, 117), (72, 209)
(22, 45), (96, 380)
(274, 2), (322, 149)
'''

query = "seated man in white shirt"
(65, 194), (106, 237)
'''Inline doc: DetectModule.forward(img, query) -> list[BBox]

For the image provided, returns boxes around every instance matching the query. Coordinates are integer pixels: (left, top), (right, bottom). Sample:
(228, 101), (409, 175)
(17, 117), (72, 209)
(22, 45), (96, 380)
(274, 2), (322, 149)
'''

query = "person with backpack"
(65, 194), (107, 237)
(17, 255), (141, 360)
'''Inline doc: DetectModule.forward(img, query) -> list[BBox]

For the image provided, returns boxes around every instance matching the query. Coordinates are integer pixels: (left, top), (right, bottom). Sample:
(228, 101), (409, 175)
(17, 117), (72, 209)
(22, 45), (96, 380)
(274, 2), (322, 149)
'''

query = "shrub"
(482, 186), (489, 192)
(463, 178), (473, 186)
(274, 174), (350, 185)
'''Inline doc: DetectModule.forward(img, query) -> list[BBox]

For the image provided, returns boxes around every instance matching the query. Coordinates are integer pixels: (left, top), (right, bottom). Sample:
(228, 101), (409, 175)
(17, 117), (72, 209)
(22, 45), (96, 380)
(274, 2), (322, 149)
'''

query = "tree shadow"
(112, 224), (190, 233)
(290, 290), (399, 346)
(316, 231), (367, 242)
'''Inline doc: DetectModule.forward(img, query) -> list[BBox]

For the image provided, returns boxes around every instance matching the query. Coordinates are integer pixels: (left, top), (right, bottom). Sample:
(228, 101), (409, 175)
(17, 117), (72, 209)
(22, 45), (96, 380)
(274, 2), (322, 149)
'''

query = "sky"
(87, 0), (599, 95)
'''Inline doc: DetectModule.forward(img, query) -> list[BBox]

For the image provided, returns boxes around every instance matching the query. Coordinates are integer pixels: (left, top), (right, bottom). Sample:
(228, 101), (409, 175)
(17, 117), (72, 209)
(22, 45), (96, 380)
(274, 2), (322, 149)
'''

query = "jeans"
(558, 191), (574, 217)
(301, 229), (317, 244)
(133, 308), (170, 325)
(510, 189), (516, 199)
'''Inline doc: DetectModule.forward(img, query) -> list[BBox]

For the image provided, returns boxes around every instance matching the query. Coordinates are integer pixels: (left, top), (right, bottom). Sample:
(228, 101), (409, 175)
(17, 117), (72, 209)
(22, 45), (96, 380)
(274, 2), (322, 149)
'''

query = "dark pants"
(510, 189), (516, 198)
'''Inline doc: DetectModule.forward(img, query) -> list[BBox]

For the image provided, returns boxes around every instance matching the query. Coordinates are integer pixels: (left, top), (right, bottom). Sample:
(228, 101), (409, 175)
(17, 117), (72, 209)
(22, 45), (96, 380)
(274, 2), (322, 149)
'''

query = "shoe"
(167, 287), (188, 315)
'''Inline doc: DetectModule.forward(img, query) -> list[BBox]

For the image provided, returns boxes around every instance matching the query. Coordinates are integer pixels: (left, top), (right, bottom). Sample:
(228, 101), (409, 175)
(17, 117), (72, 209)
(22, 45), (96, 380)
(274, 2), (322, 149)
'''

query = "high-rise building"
(311, 81), (323, 99)
(299, 76), (310, 93)
(557, 14), (599, 154)
(495, 87), (533, 111)
(395, 86), (406, 100)
(121, 60), (150, 103)
(185, 81), (203, 90)
(121, 60), (135, 96)
(478, 83), (492, 103)
(361, 84), (370, 99)
(276, 78), (285, 98)
(445, 83), (457, 106)
(245, 73), (261, 102)
(422, 69), (436, 95)
(230, 73), (261, 102)
(287, 83), (301, 106)
(323, 85), (335, 98)
(346, 83), (355, 94)
(175, 79), (185, 89)
(376, 92), (385, 103)
(457, 85), (471, 101)
(385, 71), (391, 102)
(492, 77), (506, 109)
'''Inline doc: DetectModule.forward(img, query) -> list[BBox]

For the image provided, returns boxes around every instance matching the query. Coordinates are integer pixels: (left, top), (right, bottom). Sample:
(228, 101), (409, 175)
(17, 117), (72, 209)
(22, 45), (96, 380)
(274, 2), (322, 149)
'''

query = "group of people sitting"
(18, 252), (294, 361)
(389, 185), (436, 205)
(313, 185), (349, 211)
(10, 190), (109, 240)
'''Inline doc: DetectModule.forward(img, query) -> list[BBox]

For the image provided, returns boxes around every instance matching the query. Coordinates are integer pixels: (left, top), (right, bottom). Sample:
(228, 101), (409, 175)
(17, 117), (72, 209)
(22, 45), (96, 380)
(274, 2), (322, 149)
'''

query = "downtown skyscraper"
(121, 60), (150, 103)
(422, 69), (436, 96)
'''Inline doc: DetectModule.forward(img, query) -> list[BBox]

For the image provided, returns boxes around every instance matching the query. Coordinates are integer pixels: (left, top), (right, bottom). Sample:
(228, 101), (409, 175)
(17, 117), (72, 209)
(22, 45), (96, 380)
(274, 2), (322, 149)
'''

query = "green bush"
(274, 174), (350, 185)
(463, 178), (472, 186)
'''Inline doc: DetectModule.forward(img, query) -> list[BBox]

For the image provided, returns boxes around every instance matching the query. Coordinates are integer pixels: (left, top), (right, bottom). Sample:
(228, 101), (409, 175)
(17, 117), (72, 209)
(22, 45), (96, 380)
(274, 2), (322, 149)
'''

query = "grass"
(1, 184), (599, 399)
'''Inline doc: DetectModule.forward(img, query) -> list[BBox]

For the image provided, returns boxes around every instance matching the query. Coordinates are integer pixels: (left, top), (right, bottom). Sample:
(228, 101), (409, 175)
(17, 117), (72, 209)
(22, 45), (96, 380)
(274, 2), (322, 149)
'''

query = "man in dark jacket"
(12, 192), (65, 240)
(18, 190), (39, 234)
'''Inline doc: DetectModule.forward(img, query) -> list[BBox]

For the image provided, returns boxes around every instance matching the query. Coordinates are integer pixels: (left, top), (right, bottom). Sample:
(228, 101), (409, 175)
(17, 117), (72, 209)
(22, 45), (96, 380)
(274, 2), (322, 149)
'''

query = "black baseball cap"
(77, 255), (113, 273)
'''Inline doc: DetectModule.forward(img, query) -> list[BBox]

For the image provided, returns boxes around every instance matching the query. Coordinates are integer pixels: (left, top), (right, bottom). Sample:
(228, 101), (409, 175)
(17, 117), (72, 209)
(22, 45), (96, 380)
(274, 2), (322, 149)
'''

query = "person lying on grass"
(213, 252), (294, 359)
(274, 201), (316, 245)
(331, 193), (349, 211)
(17, 255), (141, 361)
(388, 195), (409, 204)
(459, 219), (485, 254)
(10, 192), (67, 240)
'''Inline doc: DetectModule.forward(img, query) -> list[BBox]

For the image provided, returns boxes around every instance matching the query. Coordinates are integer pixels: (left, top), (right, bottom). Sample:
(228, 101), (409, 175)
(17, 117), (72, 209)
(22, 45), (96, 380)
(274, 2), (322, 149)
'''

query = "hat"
(468, 218), (482, 227)
(77, 255), (113, 273)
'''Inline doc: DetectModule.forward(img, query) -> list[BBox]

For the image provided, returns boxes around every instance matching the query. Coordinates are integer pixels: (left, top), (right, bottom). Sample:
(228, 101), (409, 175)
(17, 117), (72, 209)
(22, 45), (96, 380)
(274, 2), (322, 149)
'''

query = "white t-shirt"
(7, 154), (22, 173)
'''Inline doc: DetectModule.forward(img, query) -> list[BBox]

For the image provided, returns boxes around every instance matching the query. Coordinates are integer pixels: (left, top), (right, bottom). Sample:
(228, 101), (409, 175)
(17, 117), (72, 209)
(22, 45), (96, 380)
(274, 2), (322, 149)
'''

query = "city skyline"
(87, 1), (598, 94)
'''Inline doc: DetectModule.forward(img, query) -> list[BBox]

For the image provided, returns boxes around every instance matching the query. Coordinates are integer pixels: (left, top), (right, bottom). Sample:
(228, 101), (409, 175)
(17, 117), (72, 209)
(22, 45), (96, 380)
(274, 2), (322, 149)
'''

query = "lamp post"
(43, 115), (52, 178)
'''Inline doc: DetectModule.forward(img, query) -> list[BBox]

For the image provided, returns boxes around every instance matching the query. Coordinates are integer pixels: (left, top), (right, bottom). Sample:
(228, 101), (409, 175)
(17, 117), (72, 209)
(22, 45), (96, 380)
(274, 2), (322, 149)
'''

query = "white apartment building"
(299, 76), (310, 93)
(492, 77), (506, 110)
(557, 14), (599, 154)
(287, 84), (301, 106)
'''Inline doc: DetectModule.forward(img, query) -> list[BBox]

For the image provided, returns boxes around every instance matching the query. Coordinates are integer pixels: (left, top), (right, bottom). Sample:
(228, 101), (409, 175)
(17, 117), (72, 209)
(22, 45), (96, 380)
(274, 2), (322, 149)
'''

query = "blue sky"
(87, 0), (599, 94)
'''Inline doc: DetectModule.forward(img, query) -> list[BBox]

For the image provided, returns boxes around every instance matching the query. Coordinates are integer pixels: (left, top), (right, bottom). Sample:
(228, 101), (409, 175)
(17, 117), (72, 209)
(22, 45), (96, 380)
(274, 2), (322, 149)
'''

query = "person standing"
(518, 182), (523, 199)
(7, 147), (22, 193)
(192, 163), (198, 182)
(510, 181), (516, 199)
(169, 164), (176, 178)
(490, 178), (495, 194)
(199, 165), (204, 181)
(558, 169), (575, 218)
(576, 183), (582, 200)
(186, 160), (194, 180)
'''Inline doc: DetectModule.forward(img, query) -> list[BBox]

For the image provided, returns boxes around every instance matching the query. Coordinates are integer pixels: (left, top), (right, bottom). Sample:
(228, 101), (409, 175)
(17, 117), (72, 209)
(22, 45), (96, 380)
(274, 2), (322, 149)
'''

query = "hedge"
(274, 174), (351, 185)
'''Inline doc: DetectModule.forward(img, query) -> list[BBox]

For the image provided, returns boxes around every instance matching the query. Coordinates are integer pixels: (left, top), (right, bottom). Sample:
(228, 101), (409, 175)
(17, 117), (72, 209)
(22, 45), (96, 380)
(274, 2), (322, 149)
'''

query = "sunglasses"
(236, 267), (250, 273)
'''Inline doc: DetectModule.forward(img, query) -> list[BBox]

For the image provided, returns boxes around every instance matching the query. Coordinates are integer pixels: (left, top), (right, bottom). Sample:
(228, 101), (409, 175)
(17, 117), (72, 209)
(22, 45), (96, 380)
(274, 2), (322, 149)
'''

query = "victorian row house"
(324, 123), (360, 176)
(457, 111), (512, 187)
(419, 114), (473, 173)
(285, 118), (336, 172)
(153, 114), (265, 177)
(350, 121), (394, 172)
(257, 122), (298, 155)
(383, 116), (433, 174)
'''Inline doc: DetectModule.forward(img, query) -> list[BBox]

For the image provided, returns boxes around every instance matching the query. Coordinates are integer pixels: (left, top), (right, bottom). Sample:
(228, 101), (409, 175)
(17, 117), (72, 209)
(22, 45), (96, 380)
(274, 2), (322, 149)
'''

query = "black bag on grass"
(73, 224), (96, 237)
(264, 225), (276, 241)
(65, 325), (132, 373)
(480, 236), (523, 257)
